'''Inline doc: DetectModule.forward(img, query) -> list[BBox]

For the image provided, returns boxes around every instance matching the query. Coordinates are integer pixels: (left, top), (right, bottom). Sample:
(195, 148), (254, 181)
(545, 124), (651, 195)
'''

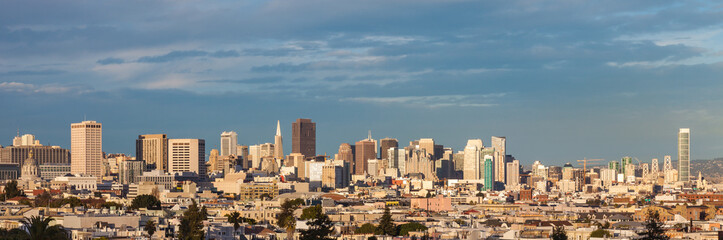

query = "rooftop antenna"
(17, 128), (20, 137)
(368, 130), (372, 140)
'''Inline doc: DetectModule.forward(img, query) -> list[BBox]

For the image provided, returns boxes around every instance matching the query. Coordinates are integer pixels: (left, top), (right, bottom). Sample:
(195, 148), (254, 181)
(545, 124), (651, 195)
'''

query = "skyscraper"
(678, 128), (690, 182)
(274, 120), (283, 159)
(418, 138), (436, 159)
(491, 136), (506, 183)
(168, 139), (205, 175)
(379, 138), (398, 161)
(292, 119), (316, 157)
(463, 139), (483, 180)
(620, 157), (633, 176)
(136, 134), (168, 172)
(71, 120), (103, 177)
(506, 159), (520, 186)
(220, 131), (238, 157)
(119, 160), (144, 184)
(355, 137), (376, 175)
(483, 156), (494, 190)
(336, 143), (354, 171)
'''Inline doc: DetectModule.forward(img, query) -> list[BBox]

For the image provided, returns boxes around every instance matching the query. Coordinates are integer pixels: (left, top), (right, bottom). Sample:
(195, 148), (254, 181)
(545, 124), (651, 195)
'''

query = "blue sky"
(2, 0), (723, 166)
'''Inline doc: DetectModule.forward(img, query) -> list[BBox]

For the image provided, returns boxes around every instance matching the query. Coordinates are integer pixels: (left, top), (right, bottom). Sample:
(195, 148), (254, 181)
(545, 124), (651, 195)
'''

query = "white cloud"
(0, 82), (35, 92)
(0, 81), (85, 94)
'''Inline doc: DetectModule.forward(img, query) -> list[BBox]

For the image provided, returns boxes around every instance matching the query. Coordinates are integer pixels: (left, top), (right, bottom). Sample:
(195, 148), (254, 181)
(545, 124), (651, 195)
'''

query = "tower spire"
(276, 120), (281, 136)
(368, 130), (372, 140)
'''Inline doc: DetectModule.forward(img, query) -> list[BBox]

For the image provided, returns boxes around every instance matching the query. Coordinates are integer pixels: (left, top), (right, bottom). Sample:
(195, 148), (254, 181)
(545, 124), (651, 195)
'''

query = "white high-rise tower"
(220, 131), (238, 156)
(274, 120), (284, 159)
(491, 136), (506, 183)
(71, 120), (103, 177)
(463, 139), (484, 180)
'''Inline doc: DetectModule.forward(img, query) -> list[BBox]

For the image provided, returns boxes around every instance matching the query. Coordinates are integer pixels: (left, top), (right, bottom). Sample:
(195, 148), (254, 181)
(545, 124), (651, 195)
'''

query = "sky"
(2, 0), (723, 166)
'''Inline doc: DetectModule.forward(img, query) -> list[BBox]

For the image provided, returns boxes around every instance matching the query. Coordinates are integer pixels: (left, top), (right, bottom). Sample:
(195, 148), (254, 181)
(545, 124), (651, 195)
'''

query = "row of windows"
(71, 125), (101, 128)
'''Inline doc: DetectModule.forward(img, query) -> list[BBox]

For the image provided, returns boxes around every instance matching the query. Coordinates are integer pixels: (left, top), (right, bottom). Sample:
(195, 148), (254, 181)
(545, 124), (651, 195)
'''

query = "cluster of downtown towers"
(0, 119), (693, 189)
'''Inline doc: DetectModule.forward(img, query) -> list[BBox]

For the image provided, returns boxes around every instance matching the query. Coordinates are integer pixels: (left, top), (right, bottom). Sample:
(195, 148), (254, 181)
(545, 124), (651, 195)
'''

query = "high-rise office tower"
(483, 155), (494, 190)
(651, 158), (659, 176)
(71, 121), (103, 177)
(388, 147), (407, 175)
(274, 120), (284, 159)
(678, 128), (690, 182)
(463, 139), (484, 180)
(168, 139), (205, 175)
(0, 144), (70, 167)
(491, 136), (506, 183)
(355, 137), (376, 175)
(379, 138), (398, 161)
(287, 153), (306, 179)
(641, 163), (650, 179)
(506, 160), (520, 186)
(336, 143), (354, 171)
(292, 119), (316, 157)
(119, 160), (144, 184)
(418, 138), (436, 159)
(620, 157), (633, 176)
(12, 134), (41, 147)
(220, 131), (238, 157)
(208, 149), (220, 172)
(237, 145), (249, 169)
(609, 161), (620, 173)
(136, 134), (168, 172)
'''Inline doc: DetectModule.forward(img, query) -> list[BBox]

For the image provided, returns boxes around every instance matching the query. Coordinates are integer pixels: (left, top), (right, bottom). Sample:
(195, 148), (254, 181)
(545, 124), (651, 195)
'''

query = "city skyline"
(1, 120), (699, 167)
(2, 2), (722, 240)
(3, 1), (723, 164)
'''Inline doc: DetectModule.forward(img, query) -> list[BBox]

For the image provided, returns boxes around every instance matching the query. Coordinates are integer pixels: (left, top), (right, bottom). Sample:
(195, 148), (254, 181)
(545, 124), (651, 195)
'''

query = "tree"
(638, 210), (669, 240)
(590, 229), (611, 238)
(34, 191), (52, 207)
(144, 220), (156, 238)
(397, 222), (427, 236)
(376, 207), (396, 236)
(551, 225), (567, 240)
(276, 198), (304, 240)
(225, 211), (243, 239)
(0, 228), (29, 240)
(259, 193), (272, 200)
(300, 205), (323, 220)
(130, 194), (161, 210)
(20, 216), (70, 240)
(299, 205), (334, 240)
(355, 223), (376, 234)
(2, 180), (24, 201)
(50, 197), (83, 208)
(178, 200), (205, 240)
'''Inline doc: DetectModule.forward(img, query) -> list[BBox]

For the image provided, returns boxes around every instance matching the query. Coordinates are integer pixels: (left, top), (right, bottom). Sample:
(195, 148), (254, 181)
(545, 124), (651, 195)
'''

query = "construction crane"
(577, 158), (604, 173)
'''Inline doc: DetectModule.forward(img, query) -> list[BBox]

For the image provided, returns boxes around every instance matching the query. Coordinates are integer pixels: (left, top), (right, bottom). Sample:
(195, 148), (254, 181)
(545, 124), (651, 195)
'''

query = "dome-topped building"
(19, 150), (41, 188)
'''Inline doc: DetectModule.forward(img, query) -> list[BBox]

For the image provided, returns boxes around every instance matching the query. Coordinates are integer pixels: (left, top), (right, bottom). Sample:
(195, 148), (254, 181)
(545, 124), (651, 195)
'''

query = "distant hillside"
(690, 158), (723, 183)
